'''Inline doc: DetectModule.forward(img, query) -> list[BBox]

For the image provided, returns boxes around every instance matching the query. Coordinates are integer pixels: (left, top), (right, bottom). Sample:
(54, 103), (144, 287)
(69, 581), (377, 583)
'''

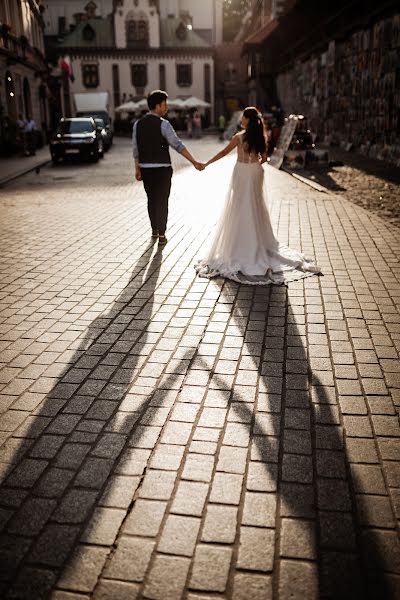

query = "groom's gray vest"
(136, 114), (171, 165)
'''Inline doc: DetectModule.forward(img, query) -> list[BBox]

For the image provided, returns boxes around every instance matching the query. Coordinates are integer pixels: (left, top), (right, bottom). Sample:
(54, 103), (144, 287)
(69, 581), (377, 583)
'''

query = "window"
(131, 64), (147, 88)
(82, 64), (99, 88)
(82, 24), (95, 42)
(58, 16), (66, 35)
(176, 64), (192, 87)
(204, 64), (211, 103)
(159, 64), (166, 90)
(112, 64), (120, 108)
(126, 18), (149, 47)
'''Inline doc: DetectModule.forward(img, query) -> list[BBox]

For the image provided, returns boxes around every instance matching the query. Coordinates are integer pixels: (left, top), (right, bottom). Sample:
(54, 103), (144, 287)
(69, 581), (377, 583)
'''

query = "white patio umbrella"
(168, 98), (186, 109)
(115, 101), (139, 112)
(136, 98), (149, 110)
(182, 96), (211, 108)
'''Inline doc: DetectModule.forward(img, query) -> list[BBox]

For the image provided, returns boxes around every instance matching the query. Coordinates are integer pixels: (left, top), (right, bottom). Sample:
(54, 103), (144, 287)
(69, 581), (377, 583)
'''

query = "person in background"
(16, 114), (26, 154)
(218, 114), (226, 141)
(193, 111), (202, 139)
(23, 116), (37, 156)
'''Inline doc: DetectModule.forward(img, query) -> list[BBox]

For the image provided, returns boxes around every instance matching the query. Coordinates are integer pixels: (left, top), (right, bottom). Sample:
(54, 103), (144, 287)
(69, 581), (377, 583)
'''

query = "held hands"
(194, 161), (206, 171)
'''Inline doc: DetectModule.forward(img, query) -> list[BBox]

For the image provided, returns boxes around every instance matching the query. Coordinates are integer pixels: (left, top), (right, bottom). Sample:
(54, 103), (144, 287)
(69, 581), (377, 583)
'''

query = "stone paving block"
(282, 454), (313, 484)
(143, 555), (190, 600)
(138, 470), (177, 500)
(53, 489), (98, 524)
(356, 494), (396, 528)
(7, 567), (57, 600)
(182, 453), (215, 483)
(158, 514), (200, 557)
(209, 472), (243, 505)
(232, 572), (273, 600)
(93, 579), (140, 600)
(217, 445), (247, 474)
(104, 536), (155, 582)
(247, 461), (278, 491)
(29, 524), (80, 567)
(171, 481), (209, 516)
(190, 545), (232, 592)
(343, 415), (373, 438)
(372, 415), (400, 437)
(350, 464), (387, 494)
(123, 499), (166, 537)
(320, 551), (365, 600)
(317, 479), (351, 511)
(57, 544), (109, 593)
(201, 504), (238, 543)
(160, 422), (192, 445)
(279, 559), (318, 600)
(345, 438), (379, 463)
(150, 444), (185, 471)
(81, 507), (126, 545)
(7, 497), (56, 536)
(100, 475), (140, 508)
(237, 526), (274, 571)
(280, 518), (317, 559)
(242, 491), (276, 527)
(319, 511), (356, 550)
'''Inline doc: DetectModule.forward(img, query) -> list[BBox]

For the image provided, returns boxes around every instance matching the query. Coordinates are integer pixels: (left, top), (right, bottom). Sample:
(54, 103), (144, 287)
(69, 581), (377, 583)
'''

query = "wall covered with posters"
(276, 14), (400, 165)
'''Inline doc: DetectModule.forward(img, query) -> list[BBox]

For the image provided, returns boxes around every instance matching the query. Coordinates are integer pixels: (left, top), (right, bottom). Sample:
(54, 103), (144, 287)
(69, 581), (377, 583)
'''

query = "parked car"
(94, 117), (112, 151)
(50, 117), (104, 164)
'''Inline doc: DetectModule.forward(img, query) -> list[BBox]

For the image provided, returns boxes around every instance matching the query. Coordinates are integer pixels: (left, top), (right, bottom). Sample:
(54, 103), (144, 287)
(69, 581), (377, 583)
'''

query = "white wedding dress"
(195, 133), (321, 285)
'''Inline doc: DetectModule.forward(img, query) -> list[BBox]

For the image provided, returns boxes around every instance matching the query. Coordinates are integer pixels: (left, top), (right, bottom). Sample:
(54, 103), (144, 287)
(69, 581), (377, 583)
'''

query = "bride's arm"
(259, 151), (268, 164)
(205, 135), (239, 167)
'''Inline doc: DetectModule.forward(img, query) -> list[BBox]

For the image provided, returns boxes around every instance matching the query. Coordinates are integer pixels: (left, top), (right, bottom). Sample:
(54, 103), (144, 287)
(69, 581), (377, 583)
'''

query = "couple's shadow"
(0, 243), (394, 599)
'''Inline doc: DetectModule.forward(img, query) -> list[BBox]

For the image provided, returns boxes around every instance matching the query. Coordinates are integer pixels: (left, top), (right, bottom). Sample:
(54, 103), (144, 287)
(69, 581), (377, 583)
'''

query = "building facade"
(0, 0), (49, 152)
(45, 0), (221, 122)
(243, 0), (400, 165)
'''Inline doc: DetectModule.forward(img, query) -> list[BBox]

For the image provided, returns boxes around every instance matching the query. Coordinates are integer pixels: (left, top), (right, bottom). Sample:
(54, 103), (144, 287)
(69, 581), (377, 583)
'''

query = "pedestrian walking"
(218, 114), (226, 140)
(23, 116), (37, 156)
(186, 113), (193, 138)
(132, 89), (205, 245)
(193, 112), (202, 139)
(16, 114), (26, 154)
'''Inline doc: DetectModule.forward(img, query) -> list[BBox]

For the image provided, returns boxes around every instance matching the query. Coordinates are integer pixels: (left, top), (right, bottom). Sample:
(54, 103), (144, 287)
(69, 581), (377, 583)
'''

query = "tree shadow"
(0, 265), (396, 598)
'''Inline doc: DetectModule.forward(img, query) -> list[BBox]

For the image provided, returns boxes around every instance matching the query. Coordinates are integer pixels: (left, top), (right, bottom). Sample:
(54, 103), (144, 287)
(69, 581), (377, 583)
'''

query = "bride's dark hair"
(242, 107), (267, 155)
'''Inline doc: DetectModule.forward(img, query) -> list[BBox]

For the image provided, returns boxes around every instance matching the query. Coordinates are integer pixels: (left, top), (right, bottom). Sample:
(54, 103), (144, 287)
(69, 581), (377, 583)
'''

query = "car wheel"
(91, 144), (100, 163)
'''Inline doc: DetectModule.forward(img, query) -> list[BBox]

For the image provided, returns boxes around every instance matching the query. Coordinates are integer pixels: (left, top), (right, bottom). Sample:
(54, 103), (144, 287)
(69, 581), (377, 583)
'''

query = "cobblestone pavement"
(299, 148), (400, 226)
(0, 137), (399, 600)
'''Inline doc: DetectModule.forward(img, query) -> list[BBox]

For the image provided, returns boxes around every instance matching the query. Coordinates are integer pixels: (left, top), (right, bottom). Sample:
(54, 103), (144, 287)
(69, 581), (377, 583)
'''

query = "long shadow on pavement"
(0, 257), (395, 598)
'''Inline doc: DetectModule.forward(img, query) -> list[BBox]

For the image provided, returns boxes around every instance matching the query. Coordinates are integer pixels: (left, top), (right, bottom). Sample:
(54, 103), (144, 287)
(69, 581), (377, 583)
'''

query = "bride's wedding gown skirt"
(195, 161), (321, 285)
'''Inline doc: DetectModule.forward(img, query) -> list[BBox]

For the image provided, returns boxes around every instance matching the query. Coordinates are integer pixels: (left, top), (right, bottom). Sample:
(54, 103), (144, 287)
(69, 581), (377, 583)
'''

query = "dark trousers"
(141, 167), (172, 236)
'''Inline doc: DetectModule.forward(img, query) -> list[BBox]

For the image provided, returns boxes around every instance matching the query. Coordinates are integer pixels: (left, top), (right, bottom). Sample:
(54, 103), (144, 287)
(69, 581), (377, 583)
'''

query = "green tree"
(223, 0), (253, 42)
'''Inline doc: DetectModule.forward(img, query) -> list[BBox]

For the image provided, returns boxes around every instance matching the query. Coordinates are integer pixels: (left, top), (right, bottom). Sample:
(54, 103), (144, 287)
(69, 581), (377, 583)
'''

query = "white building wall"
(68, 53), (214, 118)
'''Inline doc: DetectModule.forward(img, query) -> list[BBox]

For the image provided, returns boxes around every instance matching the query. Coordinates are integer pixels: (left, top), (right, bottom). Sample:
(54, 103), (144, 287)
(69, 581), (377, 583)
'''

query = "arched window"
(5, 71), (17, 119)
(23, 77), (32, 118)
(126, 12), (149, 48)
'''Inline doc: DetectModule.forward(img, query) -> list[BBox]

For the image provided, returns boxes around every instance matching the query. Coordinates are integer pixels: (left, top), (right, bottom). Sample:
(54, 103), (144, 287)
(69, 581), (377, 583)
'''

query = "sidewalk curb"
(0, 158), (51, 188)
(281, 167), (329, 193)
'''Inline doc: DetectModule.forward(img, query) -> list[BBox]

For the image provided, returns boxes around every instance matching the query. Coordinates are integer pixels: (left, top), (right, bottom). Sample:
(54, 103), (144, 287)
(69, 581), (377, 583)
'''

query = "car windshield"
(58, 121), (94, 134)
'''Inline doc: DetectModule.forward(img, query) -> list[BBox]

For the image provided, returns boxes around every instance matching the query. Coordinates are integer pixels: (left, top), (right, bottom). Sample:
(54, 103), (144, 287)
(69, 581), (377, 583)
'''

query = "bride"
(195, 107), (321, 285)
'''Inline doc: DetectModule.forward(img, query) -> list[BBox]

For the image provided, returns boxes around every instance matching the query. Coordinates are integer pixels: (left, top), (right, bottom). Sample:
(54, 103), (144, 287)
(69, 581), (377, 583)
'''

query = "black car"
(50, 117), (104, 164)
(94, 118), (112, 151)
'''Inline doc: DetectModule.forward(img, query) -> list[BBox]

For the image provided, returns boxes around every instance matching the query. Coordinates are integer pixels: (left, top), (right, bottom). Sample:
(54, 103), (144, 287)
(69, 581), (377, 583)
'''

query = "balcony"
(0, 29), (46, 72)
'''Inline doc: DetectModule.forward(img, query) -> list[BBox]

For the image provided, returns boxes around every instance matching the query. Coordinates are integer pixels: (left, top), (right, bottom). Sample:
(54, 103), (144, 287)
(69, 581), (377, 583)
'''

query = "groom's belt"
(139, 163), (172, 168)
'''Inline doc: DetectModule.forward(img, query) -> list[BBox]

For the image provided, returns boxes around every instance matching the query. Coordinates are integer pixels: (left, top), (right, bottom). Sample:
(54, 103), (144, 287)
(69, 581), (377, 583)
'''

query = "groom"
(132, 89), (204, 245)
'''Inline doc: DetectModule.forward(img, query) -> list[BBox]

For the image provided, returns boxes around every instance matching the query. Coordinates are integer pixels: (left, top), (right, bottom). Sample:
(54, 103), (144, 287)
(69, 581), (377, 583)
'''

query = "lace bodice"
(236, 133), (260, 163)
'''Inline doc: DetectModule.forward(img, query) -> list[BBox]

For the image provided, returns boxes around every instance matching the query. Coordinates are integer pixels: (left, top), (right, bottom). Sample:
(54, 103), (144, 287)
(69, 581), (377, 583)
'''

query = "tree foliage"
(223, 0), (253, 42)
